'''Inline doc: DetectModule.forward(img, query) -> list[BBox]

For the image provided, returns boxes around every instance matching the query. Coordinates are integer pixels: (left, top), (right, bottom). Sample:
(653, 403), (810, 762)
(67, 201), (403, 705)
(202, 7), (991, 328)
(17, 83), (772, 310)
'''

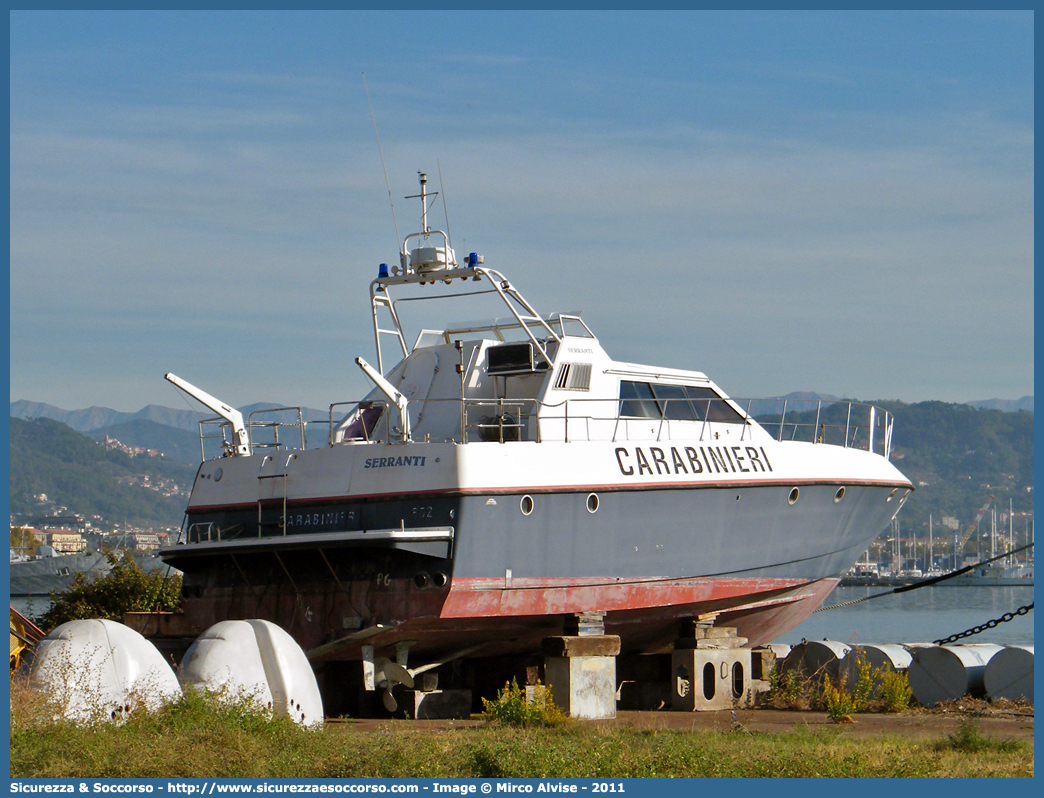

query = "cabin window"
(557, 315), (596, 339)
(618, 381), (745, 424)
(619, 381), (660, 418)
(651, 384), (698, 421)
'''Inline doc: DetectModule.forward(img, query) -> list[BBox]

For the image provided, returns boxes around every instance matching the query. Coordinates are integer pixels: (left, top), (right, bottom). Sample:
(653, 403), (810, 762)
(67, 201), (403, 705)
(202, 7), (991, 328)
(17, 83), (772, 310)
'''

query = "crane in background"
(953, 494), (994, 568)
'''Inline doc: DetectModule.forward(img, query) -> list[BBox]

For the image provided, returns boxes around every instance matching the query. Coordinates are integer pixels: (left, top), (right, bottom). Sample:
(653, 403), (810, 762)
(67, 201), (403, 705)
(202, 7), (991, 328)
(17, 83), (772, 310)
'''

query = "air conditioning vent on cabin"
(487, 342), (549, 376)
(554, 363), (591, 391)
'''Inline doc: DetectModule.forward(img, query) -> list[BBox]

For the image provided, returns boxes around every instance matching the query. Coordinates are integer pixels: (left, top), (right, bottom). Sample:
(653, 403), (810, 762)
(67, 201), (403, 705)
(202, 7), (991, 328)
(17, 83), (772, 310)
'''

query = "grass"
(933, 717), (1024, 755)
(10, 679), (1032, 778)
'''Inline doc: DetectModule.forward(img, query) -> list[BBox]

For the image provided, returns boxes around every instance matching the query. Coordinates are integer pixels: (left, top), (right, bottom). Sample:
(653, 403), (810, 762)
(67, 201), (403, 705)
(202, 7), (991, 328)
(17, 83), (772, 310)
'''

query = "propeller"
(374, 657), (415, 714)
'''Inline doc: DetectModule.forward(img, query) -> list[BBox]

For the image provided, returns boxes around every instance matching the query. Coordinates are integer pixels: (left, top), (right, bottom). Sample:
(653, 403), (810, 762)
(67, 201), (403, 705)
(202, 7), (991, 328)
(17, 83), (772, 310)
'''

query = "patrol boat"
(163, 173), (913, 681)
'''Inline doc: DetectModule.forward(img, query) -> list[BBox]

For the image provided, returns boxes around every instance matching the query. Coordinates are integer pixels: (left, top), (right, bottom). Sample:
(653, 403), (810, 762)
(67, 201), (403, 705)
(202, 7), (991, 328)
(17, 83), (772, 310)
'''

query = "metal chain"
(932, 603), (1033, 645)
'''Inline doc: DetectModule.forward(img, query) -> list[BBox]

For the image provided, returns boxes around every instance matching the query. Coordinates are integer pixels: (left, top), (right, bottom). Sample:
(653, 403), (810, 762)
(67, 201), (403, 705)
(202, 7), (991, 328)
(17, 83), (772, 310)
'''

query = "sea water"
(779, 584), (1035, 646)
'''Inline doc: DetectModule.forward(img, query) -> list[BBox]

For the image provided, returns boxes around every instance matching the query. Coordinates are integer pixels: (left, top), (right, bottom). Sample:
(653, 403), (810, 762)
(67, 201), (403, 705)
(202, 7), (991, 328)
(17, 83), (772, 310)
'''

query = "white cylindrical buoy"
(984, 645), (1033, 702)
(180, 619), (323, 727)
(781, 639), (851, 683)
(840, 643), (913, 686)
(27, 619), (181, 724)
(907, 643), (1004, 707)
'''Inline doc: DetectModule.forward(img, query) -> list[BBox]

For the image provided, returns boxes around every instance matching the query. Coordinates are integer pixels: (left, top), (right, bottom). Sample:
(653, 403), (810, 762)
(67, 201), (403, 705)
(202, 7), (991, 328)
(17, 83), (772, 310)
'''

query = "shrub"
(763, 667), (813, 710)
(481, 678), (566, 727)
(765, 659), (914, 716)
(849, 654), (876, 712)
(35, 549), (182, 632)
(877, 668), (913, 713)
(821, 675), (856, 723)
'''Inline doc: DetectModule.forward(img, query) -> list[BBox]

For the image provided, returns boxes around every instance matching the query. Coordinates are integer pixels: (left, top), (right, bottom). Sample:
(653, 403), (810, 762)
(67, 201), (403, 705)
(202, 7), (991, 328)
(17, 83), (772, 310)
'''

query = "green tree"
(35, 549), (182, 633)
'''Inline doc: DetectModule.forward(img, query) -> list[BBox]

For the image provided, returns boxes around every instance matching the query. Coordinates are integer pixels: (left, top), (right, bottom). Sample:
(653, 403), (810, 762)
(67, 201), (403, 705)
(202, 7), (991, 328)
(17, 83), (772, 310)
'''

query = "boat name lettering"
(364, 456), (427, 469)
(566, 347), (594, 354)
(285, 510), (355, 530)
(614, 445), (773, 477)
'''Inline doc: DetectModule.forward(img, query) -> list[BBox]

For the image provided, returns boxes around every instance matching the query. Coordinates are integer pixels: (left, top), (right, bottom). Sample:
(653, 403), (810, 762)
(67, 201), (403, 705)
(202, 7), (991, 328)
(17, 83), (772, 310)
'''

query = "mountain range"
(10, 392), (1032, 437)
(10, 399), (329, 434)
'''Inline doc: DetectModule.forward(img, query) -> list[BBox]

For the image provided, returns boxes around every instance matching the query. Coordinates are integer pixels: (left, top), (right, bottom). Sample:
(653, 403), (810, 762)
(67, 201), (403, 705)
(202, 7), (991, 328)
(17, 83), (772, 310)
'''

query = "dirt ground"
(341, 699), (1035, 741)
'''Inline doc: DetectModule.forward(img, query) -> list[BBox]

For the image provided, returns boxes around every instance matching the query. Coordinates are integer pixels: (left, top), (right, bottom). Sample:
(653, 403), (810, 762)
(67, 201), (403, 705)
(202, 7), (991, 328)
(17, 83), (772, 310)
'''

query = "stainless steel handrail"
(195, 396), (894, 460)
(247, 407), (306, 452)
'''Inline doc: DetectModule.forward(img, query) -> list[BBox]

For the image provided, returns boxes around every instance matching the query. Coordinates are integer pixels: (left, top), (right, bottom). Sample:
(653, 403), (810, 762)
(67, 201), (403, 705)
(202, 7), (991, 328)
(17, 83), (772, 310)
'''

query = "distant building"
(102, 435), (161, 458)
(131, 533), (160, 551)
(47, 530), (87, 553)
(31, 514), (87, 531)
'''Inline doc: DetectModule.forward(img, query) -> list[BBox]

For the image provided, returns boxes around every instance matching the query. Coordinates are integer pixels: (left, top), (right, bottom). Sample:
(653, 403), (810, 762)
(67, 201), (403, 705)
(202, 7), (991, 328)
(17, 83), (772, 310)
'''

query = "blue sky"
(9, 10), (1034, 413)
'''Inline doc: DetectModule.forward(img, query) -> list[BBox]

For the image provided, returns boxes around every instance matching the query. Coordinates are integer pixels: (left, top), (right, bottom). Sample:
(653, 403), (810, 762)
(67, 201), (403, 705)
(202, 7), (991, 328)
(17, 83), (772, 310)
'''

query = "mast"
(1009, 498), (1014, 569)
(420, 172), (428, 233)
(929, 514), (933, 574)
(990, 506), (996, 560)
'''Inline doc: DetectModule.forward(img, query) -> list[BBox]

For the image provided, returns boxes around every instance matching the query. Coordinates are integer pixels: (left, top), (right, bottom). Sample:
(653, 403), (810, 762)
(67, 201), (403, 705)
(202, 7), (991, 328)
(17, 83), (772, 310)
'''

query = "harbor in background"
(782, 584), (1034, 646)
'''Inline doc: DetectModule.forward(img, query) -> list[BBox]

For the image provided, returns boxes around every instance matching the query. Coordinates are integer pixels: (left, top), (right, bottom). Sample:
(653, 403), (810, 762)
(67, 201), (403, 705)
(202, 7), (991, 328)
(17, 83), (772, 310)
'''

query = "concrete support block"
(544, 654), (617, 720)
(671, 647), (752, 711)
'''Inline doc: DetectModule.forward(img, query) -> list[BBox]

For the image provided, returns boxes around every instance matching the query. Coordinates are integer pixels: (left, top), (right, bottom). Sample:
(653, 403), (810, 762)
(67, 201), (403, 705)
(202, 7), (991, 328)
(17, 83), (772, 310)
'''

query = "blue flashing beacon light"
(378, 263), (389, 279)
(468, 252), (478, 267)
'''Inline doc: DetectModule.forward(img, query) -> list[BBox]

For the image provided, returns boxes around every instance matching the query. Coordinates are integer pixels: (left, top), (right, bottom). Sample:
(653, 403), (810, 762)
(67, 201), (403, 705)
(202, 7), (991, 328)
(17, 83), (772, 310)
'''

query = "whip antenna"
(437, 159), (454, 255)
(363, 72), (400, 250)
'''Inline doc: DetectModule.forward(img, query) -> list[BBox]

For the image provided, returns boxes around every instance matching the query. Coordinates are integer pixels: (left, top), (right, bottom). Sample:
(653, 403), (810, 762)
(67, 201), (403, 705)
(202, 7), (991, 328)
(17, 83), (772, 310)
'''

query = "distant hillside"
(965, 396), (1034, 413)
(88, 419), (202, 465)
(9, 417), (198, 528)
(878, 399), (1033, 533)
(745, 391), (840, 417)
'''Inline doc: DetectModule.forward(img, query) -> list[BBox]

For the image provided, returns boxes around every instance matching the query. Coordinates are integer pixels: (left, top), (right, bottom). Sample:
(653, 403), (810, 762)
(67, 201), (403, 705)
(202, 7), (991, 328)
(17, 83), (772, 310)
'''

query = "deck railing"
(195, 397), (893, 460)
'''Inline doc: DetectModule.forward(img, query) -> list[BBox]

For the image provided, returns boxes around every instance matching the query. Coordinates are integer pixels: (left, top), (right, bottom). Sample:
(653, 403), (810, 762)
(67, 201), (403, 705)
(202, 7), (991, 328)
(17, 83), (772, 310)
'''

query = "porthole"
(586, 493), (599, 513)
(887, 488), (899, 502)
(432, 571), (449, 588)
(413, 572), (430, 589)
(520, 495), (534, 516)
(788, 487), (800, 505)
(834, 486), (846, 503)
(213, 467), (223, 482)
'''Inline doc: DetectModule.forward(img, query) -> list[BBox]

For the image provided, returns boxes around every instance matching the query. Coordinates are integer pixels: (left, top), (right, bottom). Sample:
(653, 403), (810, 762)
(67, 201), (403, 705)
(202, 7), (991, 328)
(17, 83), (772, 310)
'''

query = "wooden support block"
(542, 635), (621, 658)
